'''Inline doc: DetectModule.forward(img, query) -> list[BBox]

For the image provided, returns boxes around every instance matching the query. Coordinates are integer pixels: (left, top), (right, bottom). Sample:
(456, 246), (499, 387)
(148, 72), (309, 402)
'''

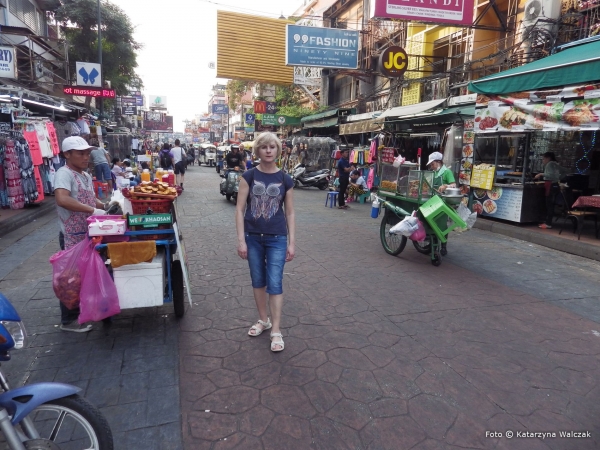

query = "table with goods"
(375, 161), (468, 266)
(88, 176), (190, 318)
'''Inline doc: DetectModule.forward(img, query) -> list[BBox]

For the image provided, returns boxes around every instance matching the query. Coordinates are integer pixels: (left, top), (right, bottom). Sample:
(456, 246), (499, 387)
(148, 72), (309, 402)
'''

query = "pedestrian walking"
(54, 137), (108, 332)
(337, 148), (355, 209)
(235, 132), (296, 352)
(159, 143), (173, 170)
(171, 139), (186, 189)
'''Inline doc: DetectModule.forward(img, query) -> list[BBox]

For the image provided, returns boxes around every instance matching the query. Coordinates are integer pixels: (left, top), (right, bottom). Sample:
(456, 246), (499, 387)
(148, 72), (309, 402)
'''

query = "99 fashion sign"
(374, 0), (474, 26)
(379, 46), (408, 78)
(286, 25), (359, 69)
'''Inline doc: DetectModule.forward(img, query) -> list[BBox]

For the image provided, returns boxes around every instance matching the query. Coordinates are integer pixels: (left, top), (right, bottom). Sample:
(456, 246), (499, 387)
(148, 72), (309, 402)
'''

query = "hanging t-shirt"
(4, 140), (25, 210)
(45, 122), (60, 155)
(35, 123), (53, 158)
(23, 130), (43, 166)
(76, 119), (90, 135)
(242, 168), (294, 236)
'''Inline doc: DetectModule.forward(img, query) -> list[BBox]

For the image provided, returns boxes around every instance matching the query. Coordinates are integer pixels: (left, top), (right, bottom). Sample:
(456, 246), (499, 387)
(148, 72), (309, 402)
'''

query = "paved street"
(2, 164), (600, 449)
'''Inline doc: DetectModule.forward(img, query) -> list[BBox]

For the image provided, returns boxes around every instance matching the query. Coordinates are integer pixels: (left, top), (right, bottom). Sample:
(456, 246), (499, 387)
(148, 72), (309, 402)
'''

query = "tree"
(55, 0), (142, 98)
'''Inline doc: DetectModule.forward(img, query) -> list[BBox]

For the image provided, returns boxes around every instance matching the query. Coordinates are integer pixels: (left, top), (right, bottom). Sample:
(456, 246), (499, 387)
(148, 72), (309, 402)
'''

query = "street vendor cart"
(376, 161), (466, 266)
(89, 186), (190, 317)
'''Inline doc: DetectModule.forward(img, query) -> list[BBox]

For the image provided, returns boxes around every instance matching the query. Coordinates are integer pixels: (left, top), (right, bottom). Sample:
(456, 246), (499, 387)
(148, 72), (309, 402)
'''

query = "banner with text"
(286, 25), (359, 69)
(374, 0), (474, 26)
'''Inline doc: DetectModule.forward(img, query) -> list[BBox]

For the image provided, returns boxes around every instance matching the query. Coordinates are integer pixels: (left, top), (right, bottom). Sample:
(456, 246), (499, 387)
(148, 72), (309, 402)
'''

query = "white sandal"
(248, 318), (271, 336)
(270, 332), (284, 352)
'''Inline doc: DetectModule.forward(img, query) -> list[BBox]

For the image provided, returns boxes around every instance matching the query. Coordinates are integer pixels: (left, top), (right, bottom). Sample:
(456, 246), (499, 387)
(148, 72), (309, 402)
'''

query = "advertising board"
(373, 0), (474, 26)
(286, 25), (359, 69)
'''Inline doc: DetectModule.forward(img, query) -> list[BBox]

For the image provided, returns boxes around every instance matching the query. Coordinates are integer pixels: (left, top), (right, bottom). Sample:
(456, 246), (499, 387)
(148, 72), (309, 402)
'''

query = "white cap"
(427, 151), (443, 166)
(62, 136), (91, 152)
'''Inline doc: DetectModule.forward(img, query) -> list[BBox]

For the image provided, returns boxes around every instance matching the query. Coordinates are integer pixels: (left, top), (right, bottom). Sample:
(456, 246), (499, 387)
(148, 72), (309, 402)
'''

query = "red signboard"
(142, 111), (173, 132)
(374, 0), (474, 26)
(254, 101), (267, 114)
(63, 86), (116, 98)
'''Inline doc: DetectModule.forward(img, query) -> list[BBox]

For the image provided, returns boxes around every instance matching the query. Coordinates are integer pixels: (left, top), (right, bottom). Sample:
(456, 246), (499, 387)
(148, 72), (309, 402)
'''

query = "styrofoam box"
(113, 250), (165, 309)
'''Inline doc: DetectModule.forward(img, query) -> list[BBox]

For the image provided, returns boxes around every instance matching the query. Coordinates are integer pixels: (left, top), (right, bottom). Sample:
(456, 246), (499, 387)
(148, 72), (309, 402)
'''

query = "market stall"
(467, 39), (600, 223)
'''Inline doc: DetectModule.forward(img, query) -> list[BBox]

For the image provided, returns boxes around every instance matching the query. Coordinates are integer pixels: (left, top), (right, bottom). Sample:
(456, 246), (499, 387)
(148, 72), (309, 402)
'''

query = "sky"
(118, 0), (301, 132)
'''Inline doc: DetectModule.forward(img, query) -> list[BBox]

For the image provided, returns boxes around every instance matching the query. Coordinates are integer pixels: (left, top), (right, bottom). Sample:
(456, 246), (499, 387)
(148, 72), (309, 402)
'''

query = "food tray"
(129, 198), (173, 214)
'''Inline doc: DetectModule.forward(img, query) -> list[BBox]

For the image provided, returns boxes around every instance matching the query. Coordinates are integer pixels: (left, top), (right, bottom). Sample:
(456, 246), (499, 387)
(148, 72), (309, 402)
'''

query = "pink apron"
(62, 168), (96, 249)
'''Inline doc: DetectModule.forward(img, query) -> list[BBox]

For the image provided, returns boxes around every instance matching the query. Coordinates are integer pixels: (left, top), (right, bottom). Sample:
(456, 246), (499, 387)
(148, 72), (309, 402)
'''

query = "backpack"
(160, 152), (172, 168)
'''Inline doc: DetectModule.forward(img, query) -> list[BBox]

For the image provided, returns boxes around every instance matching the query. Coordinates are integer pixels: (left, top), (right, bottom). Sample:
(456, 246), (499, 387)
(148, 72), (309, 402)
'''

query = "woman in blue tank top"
(235, 132), (296, 352)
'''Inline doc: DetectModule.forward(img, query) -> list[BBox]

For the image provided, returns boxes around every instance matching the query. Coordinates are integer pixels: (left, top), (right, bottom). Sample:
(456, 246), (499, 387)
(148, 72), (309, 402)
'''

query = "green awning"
(303, 117), (339, 128)
(301, 109), (339, 123)
(468, 40), (600, 94)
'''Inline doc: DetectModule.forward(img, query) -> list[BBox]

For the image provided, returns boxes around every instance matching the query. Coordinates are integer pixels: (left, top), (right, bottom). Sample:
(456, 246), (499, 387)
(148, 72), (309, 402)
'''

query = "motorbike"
(291, 164), (330, 190)
(220, 166), (242, 202)
(0, 292), (113, 450)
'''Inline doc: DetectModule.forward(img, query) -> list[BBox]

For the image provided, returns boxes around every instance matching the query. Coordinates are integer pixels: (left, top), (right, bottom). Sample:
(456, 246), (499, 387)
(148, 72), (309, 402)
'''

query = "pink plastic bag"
(49, 238), (95, 310)
(78, 250), (121, 323)
(409, 220), (427, 242)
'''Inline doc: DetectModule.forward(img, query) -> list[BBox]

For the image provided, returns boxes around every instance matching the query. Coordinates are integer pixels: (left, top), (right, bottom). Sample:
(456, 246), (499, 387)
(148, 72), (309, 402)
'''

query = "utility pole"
(97, 0), (103, 118)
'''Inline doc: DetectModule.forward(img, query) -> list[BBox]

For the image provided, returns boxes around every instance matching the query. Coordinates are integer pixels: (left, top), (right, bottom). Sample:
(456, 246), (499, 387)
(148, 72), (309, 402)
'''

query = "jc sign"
(379, 46), (408, 78)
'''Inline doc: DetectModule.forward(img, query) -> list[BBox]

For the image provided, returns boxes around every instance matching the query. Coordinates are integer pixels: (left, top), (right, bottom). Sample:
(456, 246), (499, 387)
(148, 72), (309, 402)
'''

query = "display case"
(397, 163), (419, 196)
(379, 164), (399, 192)
(407, 170), (434, 201)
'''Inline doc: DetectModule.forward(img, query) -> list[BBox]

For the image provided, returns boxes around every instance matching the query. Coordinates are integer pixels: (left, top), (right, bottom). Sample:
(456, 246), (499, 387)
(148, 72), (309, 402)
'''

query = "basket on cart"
(129, 198), (173, 215)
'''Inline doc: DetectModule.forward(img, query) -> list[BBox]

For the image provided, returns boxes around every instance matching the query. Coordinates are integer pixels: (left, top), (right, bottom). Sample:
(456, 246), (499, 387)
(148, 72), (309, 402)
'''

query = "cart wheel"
(226, 194), (232, 201)
(413, 237), (431, 255)
(380, 213), (407, 256)
(171, 260), (185, 318)
(431, 255), (442, 266)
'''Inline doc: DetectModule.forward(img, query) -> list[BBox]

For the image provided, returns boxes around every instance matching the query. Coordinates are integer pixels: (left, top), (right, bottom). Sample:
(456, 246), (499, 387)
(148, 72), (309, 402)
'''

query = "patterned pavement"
(177, 166), (600, 450)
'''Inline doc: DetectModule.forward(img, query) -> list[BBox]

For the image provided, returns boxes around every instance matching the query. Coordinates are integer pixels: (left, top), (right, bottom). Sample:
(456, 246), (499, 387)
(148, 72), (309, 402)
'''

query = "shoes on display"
(60, 322), (93, 333)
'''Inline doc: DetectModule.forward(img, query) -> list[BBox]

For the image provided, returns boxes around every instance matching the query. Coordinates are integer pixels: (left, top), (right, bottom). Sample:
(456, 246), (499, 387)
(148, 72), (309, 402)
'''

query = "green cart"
(376, 185), (466, 267)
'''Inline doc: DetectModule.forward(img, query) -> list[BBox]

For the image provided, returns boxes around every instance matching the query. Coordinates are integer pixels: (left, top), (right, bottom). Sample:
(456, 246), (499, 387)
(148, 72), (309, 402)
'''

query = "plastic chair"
(325, 191), (339, 208)
(355, 192), (371, 204)
(419, 196), (467, 243)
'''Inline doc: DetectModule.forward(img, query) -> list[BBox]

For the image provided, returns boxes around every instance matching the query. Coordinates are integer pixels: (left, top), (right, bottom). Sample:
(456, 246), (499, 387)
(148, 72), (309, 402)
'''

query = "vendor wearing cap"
(54, 136), (107, 332)
(426, 151), (456, 256)
(427, 151), (456, 193)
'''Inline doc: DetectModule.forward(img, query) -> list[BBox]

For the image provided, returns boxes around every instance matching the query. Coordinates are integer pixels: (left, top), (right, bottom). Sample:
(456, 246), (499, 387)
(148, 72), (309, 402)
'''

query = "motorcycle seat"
(304, 170), (327, 177)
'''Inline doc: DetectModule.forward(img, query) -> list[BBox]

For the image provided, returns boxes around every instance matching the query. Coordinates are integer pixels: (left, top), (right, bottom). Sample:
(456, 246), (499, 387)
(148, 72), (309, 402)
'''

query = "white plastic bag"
(457, 203), (477, 230)
(390, 215), (419, 236)
(392, 156), (406, 168)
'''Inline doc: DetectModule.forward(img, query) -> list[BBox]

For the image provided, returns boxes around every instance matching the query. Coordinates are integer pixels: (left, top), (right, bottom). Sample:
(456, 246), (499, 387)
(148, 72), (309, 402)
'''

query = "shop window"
(8, 0), (44, 35)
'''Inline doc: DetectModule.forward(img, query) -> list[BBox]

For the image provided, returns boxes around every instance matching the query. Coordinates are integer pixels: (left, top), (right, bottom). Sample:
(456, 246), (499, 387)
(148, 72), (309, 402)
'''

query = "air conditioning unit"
(521, 0), (561, 34)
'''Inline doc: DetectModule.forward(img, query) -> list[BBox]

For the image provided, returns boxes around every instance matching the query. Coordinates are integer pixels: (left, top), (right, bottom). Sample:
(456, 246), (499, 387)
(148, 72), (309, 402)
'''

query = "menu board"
(470, 164), (495, 190)
(472, 186), (523, 222)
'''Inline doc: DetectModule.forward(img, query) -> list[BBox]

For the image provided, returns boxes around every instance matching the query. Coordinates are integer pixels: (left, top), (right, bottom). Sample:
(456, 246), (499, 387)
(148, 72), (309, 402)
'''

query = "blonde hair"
(253, 132), (282, 158)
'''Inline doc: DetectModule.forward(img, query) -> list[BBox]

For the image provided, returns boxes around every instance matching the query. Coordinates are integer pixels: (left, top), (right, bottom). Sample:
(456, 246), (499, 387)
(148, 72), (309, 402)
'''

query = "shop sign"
(286, 25), (359, 69)
(470, 164), (495, 190)
(474, 84), (600, 133)
(212, 104), (229, 114)
(122, 106), (136, 115)
(474, 187), (523, 222)
(379, 46), (408, 78)
(340, 119), (381, 135)
(63, 86), (116, 98)
(254, 101), (267, 114)
(245, 113), (255, 124)
(0, 46), (17, 79)
(128, 213), (172, 228)
(266, 102), (277, 114)
(120, 96), (136, 105)
(75, 62), (102, 87)
(129, 91), (144, 106)
(245, 127), (255, 133)
(235, 126), (245, 131)
(149, 95), (167, 109)
(255, 120), (276, 132)
(374, 0), (475, 26)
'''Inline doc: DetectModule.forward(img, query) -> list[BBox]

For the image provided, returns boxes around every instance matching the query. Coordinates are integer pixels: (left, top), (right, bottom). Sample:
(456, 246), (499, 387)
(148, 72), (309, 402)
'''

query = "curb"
(0, 198), (56, 236)
(473, 218), (600, 262)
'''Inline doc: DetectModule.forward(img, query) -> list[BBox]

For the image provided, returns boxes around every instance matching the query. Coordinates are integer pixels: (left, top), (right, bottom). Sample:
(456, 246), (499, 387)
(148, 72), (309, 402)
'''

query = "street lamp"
(97, 0), (103, 118)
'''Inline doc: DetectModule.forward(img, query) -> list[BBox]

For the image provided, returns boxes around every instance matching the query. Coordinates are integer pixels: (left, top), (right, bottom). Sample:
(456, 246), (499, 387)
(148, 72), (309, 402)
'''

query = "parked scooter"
(0, 292), (113, 449)
(291, 164), (330, 190)
(220, 166), (242, 202)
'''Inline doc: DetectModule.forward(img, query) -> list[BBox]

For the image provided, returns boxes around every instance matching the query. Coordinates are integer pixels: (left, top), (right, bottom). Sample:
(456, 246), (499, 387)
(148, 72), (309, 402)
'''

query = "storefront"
(0, 86), (95, 210)
(466, 39), (600, 223)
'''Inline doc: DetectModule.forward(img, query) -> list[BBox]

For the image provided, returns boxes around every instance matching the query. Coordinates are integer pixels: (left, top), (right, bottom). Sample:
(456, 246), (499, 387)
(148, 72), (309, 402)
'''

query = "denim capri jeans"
(245, 233), (287, 295)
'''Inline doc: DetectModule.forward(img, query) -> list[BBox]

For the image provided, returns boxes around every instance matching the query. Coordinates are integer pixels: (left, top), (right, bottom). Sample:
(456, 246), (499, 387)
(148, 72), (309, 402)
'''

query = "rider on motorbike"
(225, 144), (245, 174)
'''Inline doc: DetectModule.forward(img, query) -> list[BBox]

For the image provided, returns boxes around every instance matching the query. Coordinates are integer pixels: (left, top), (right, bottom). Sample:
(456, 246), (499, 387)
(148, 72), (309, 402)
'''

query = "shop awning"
(375, 99), (447, 122)
(468, 40), (600, 95)
(340, 119), (382, 135)
(301, 108), (339, 123)
(384, 105), (475, 125)
(303, 116), (339, 128)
